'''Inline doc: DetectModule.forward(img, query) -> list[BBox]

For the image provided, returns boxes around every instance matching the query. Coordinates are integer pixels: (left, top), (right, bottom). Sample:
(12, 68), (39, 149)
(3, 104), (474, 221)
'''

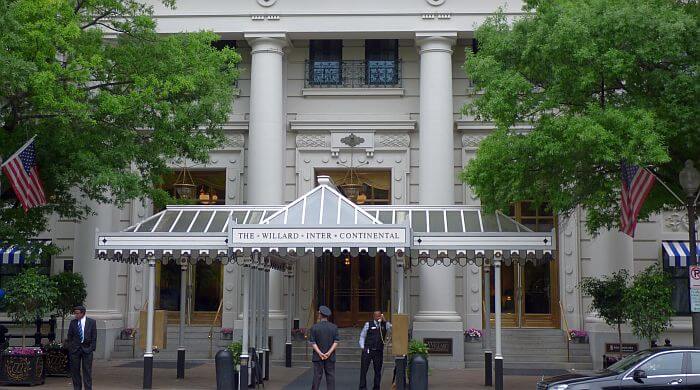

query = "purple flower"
(6, 347), (43, 356)
(221, 328), (233, 335)
(464, 328), (482, 338)
(569, 329), (588, 338)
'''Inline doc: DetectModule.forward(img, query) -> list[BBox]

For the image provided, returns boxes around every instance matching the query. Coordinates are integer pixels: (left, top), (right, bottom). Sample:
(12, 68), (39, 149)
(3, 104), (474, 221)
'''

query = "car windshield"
(604, 350), (655, 374)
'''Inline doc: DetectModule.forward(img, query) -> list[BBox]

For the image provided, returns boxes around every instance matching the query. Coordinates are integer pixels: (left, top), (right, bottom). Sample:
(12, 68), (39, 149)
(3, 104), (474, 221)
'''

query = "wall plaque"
(424, 338), (453, 355)
(605, 343), (638, 354)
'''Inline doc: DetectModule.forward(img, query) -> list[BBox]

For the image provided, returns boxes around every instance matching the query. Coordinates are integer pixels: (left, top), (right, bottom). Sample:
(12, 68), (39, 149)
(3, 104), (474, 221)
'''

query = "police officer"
(309, 305), (339, 390)
(359, 310), (391, 390)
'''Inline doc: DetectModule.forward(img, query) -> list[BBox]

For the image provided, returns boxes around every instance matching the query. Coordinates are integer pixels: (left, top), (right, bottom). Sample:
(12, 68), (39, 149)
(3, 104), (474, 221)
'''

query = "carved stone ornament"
(377, 134), (410, 148)
(257, 0), (277, 7)
(296, 134), (329, 148)
(462, 134), (486, 148)
(665, 211), (697, 232)
(426, 0), (446, 5)
(229, 133), (245, 148)
(340, 133), (365, 148)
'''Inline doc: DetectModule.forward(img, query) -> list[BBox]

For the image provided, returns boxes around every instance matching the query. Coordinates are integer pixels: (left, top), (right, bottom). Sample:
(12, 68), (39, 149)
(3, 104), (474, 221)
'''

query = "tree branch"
(82, 80), (133, 91)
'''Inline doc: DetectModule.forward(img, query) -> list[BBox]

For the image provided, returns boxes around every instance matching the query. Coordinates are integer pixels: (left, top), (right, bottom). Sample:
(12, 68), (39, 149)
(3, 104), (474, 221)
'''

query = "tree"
(580, 270), (630, 358)
(624, 264), (674, 348)
(5, 268), (58, 346)
(0, 0), (240, 251)
(52, 272), (87, 340)
(461, 0), (699, 233)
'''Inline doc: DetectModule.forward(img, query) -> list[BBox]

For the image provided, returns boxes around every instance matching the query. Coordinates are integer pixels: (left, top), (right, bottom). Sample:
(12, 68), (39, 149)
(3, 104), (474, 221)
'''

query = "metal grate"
(305, 60), (402, 88)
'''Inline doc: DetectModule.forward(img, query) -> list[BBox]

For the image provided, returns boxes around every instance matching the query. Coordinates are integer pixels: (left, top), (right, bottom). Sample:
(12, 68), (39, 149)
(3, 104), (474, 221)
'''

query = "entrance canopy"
(95, 176), (555, 265)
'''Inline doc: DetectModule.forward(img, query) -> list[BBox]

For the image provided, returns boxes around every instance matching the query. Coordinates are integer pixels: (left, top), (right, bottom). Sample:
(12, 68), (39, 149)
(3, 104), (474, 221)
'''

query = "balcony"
(303, 60), (403, 95)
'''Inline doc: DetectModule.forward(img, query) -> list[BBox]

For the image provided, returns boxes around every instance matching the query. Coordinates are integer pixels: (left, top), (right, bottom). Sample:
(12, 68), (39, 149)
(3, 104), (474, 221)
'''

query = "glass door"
(156, 262), (222, 325)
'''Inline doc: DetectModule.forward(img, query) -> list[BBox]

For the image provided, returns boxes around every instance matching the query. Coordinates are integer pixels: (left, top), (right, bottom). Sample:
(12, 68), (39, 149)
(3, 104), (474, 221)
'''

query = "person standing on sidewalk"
(359, 310), (391, 390)
(67, 305), (97, 390)
(310, 305), (339, 390)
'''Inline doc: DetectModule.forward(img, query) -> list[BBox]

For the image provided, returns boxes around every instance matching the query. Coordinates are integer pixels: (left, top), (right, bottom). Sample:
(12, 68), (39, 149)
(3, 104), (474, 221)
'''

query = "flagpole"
(645, 168), (686, 206)
(0, 136), (37, 169)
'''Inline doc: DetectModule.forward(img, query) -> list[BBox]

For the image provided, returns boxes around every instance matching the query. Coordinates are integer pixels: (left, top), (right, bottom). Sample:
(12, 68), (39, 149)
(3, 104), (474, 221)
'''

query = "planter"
(120, 330), (135, 340)
(44, 348), (70, 377)
(571, 336), (589, 344)
(0, 353), (46, 386)
(292, 334), (306, 342)
(464, 335), (481, 343)
(221, 333), (233, 341)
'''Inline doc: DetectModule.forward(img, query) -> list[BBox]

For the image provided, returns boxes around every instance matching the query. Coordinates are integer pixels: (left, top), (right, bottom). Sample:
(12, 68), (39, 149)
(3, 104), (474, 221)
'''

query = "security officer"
(359, 310), (392, 390)
(309, 305), (339, 390)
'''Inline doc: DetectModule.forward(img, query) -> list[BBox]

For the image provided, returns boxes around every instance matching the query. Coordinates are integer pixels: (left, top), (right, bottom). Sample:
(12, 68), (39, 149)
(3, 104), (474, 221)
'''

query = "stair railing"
(208, 300), (223, 359)
(559, 300), (571, 362)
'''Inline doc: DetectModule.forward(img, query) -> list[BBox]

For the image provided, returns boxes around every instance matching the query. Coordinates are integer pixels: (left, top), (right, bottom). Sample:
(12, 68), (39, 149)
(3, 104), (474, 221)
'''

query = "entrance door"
(316, 253), (390, 327)
(485, 260), (559, 328)
(156, 262), (222, 325)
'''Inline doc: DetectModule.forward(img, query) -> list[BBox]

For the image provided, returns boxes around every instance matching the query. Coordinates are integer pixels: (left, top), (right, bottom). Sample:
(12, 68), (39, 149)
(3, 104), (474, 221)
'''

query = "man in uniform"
(358, 310), (391, 390)
(309, 305), (339, 390)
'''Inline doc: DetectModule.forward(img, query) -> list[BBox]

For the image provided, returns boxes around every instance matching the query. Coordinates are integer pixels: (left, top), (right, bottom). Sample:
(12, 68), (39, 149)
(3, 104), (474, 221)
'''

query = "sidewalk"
(0, 360), (540, 389)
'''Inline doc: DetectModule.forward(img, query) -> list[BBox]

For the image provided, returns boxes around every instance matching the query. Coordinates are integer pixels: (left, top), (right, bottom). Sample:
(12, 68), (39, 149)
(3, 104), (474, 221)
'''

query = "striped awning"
(663, 241), (691, 267)
(0, 240), (51, 265)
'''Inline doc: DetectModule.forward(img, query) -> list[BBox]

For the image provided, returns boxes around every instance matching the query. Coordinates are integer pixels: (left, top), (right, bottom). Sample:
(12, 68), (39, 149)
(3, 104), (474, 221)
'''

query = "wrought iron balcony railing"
(305, 60), (402, 88)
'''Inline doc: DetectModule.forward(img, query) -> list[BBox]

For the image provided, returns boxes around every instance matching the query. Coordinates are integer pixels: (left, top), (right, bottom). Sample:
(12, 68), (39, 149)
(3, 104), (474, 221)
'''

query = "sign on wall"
(230, 226), (410, 247)
(423, 338), (453, 355)
(605, 343), (638, 354)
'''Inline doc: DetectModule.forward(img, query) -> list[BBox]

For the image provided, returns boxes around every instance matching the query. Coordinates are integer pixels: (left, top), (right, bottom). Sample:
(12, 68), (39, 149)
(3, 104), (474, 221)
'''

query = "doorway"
(316, 253), (391, 327)
(156, 262), (223, 325)
(485, 260), (559, 328)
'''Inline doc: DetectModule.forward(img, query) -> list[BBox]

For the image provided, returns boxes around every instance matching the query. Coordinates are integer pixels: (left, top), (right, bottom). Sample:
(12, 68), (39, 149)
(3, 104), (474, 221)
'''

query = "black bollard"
(408, 354), (428, 390)
(177, 348), (185, 379)
(143, 355), (153, 389)
(285, 342), (292, 367)
(215, 349), (234, 390)
(33, 317), (42, 346)
(264, 349), (270, 380)
(395, 355), (407, 390)
(494, 356), (503, 390)
(484, 350), (493, 386)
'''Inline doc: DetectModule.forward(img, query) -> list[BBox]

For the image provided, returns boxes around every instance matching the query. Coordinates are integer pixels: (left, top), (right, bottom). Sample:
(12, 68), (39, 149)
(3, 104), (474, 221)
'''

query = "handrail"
(208, 300), (224, 359)
(559, 300), (571, 362)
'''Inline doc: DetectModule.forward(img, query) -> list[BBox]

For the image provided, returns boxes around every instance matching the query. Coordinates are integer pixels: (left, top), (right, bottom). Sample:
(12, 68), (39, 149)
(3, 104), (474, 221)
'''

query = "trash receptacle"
(409, 354), (428, 390)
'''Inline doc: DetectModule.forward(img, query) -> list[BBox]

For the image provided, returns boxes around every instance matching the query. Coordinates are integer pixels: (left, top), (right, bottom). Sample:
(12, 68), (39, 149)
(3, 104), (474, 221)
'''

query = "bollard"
(408, 354), (428, 390)
(484, 350), (493, 386)
(215, 349), (234, 390)
(239, 354), (249, 390)
(395, 355), (407, 390)
(494, 356), (503, 390)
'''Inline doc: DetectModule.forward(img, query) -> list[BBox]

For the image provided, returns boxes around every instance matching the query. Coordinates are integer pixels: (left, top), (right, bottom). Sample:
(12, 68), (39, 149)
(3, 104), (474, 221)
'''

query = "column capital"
(415, 32), (457, 53)
(245, 33), (290, 55)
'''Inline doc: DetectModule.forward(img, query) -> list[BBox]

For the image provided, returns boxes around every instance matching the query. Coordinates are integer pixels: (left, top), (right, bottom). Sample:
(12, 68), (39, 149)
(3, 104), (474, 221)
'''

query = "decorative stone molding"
(257, 0), (277, 7)
(461, 134), (486, 148)
(296, 134), (329, 148)
(377, 133), (410, 148)
(426, 0), (446, 5)
(665, 211), (696, 232)
(229, 133), (245, 148)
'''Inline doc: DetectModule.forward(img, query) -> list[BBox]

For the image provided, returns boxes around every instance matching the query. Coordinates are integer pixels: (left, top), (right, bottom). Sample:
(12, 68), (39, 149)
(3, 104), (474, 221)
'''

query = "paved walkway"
(0, 361), (541, 389)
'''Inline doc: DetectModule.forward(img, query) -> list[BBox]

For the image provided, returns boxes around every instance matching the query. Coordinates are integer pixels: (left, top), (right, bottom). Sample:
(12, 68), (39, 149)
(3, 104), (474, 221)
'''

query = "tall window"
(365, 40), (398, 85)
(211, 40), (236, 50)
(666, 266), (690, 316)
(315, 169), (391, 205)
(158, 169), (226, 212)
(309, 40), (342, 85)
(508, 201), (555, 232)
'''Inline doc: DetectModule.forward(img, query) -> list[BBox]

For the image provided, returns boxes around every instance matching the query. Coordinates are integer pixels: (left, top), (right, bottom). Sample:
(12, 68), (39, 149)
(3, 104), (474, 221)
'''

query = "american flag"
(1, 137), (46, 211)
(620, 160), (655, 237)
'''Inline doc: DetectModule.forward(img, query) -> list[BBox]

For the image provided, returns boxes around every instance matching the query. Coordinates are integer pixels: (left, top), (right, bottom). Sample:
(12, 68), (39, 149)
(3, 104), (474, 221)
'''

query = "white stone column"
(414, 32), (461, 324)
(245, 33), (288, 359)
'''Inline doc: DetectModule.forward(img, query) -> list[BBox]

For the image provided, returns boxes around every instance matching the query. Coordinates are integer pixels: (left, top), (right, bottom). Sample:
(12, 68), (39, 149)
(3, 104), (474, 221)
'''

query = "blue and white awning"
(663, 241), (691, 267)
(0, 240), (51, 265)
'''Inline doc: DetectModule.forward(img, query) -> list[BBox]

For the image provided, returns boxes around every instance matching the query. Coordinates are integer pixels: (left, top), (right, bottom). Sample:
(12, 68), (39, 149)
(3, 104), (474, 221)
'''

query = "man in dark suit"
(358, 310), (391, 390)
(309, 305), (339, 390)
(67, 305), (97, 390)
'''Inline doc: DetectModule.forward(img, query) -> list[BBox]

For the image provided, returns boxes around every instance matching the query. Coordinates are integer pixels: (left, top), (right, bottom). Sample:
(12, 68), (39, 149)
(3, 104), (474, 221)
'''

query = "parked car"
(537, 347), (700, 389)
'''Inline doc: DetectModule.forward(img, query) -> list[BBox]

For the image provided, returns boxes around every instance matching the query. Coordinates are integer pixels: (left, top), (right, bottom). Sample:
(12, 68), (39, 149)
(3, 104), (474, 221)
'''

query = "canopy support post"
(396, 254), (405, 314)
(494, 257), (503, 390)
(263, 265), (270, 381)
(285, 265), (293, 367)
(177, 263), (187, 379)
(483, 261), (492, 386)
(240, 258), (251, 388)
(143, 257), (156, 389)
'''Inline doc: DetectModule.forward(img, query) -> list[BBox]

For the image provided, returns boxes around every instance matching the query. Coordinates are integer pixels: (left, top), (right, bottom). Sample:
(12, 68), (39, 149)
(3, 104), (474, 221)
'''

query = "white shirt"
(79, 317), (86, 342)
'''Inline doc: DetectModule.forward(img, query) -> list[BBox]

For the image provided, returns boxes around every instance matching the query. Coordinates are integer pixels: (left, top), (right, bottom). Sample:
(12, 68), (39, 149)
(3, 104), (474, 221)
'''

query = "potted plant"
(464, 328), (482, 342)
(42, 340), (70, 377)
(623, 264), (674, 348)
(0, 347), (45, 385)
(406, 339), (429, 384)
(4, 268), (58, 347)
(291, 328), (307, 341)
(580, 269), (629, 360)
(221, 328), (233, 340)
(51, 272), (87, 341)
(226, 341), (242, 390)
(120, 328), (136, 340)
(568, 329), (588, 343)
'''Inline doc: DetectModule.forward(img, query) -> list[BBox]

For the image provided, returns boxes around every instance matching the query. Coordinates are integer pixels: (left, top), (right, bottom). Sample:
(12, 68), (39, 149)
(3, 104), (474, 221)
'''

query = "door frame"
(156, 262), (223, 325)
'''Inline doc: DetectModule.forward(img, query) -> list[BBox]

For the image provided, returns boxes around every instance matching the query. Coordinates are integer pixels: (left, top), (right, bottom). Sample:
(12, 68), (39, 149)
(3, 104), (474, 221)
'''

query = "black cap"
(319, 305), (332, 317)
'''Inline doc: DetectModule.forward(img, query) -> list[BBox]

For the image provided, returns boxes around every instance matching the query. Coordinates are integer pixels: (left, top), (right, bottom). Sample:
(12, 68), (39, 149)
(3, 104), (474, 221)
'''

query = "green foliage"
(461, 0), (699, 233)
(52, 272), (87, 318)
(580, 269), (630, 329)
(5, 268), (58, 334)
(226, 340), (242, 368)
(624, 264), (674, 346)
(408, 339), (429, 358)
(0, 0), (240, 246)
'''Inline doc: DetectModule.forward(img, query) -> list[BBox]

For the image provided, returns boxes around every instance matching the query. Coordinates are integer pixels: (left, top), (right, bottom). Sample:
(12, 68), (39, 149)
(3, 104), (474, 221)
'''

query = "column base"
(411, 321), (464, 368)
(412, 311), (462, 323)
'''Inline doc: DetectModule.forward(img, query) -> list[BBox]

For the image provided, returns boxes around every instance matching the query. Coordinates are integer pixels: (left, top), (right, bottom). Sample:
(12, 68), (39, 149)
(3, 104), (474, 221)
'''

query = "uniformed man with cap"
(309, 305), (339, 390)
(358, 310), (391, 390)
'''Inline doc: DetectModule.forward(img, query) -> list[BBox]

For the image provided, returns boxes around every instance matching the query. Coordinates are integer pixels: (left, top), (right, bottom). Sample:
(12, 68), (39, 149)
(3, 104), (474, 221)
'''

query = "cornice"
(290, 119), (416, 132)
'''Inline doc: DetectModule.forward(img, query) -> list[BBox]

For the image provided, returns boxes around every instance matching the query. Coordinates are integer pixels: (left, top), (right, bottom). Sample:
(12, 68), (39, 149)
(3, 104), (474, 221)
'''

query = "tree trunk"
(21, 325), (25, 347)
(61, 315), (65, 341)
(617, 323), (623, 360)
